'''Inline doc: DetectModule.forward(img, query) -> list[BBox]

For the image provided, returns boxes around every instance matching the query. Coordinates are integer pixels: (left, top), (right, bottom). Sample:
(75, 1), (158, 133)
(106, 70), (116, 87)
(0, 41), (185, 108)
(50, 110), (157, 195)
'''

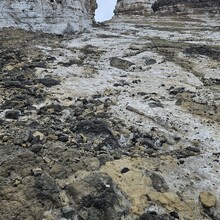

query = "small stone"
(145, 58), (157, 65)
(33, 131), (45, 141)
(30, 144), (43, 154)
(199, 192), (217, 208)
(121, 167), (130, 174)
(170, 211), (179, 219)
(39, 78), (60, 87)
(62, 205), (75, 218)
(5, 110), (20, 119)
(58, 134), (69, 142)
(2, 135), (9, 142)
(32, 168), (43, 176)
(47, 134), (58, 141)
(13, 179), (22, 186)
(150, 172), (169, 192)
(148, 101), (164, 108)
(110, 57), (135, 70)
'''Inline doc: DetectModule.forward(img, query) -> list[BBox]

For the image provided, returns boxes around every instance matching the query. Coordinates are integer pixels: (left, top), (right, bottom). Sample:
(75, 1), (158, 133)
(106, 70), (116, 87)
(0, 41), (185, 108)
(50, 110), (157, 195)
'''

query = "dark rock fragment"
(73, 120), (110, 135)
(62, 205), (75, 218)
(58, 133), (69, 142)
(148, 101), (164, 108)
(150, 172), (169, 192)
(4, 81), (24, 88)
(139, 211), (174, 220)
(175, 147), (201, 159)
(175, 98), (182, 106)
(29, 144), (43, 154)
(145, 58), (157, 65)
(121, 167), (130, 174)
(39, 78), (60, 87)
(13, 130), (30, 145)
(110, 57), (135, 70)
(113, 80), (130, 87)
(185, 45), (220, 61)
(34, 173), (60, 204)
(170, 211), (180, 219)
(38, 104), (63, 115)
(71, 119), (120, 149)
(5, 110), (20, 119)
(140, 138), (162, 150)
(67, 172), (130, 220)
(169, 87), (185, 95)
(185, 146), (200, 153)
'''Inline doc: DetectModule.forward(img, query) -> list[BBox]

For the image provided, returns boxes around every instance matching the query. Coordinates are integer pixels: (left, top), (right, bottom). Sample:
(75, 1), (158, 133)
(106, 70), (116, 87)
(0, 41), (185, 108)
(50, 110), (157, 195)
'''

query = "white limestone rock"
(0, 0), (97, 34)
(115, 0), (155, 15)
(115, 0), (220, 15)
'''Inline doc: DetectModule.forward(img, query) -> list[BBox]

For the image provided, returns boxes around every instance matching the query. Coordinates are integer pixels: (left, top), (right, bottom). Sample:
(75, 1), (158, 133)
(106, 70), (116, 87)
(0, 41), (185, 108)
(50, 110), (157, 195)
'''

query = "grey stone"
(5, 110), (20, 119)
(110, 57), (135, 70)
(62, 205), (75, 218)
(150, 172), (169, 192)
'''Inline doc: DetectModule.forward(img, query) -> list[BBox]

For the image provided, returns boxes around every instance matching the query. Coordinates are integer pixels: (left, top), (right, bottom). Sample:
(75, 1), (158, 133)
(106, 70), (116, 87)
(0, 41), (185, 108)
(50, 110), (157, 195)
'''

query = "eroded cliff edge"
(0, 0), (97, 34)
(115, 0), (220, 14)
(0, 0), (219, 34)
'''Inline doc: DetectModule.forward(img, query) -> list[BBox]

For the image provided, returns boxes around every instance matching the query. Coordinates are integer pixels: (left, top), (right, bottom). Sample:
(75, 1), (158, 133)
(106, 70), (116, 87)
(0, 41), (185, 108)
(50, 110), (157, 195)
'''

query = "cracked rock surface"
(0, 10), (220, 220)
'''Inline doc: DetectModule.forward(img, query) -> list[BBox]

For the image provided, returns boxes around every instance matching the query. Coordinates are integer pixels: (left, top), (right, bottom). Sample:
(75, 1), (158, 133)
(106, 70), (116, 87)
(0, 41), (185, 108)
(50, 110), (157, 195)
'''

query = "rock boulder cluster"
(0, 0), (220, 220)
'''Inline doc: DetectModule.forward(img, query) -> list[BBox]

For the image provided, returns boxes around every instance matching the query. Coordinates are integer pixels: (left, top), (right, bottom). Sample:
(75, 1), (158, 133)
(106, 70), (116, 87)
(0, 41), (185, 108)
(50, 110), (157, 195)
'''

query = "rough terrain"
(0, 2), (220, 220)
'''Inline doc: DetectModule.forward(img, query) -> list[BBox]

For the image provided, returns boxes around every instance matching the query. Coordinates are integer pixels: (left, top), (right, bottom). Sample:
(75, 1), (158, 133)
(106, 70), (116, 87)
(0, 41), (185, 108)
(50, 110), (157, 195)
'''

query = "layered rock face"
(151, 0), (220, 13)
(0, 0), (97, 34)
(115, 0), (155, 15)
(115, 0), (220, 14)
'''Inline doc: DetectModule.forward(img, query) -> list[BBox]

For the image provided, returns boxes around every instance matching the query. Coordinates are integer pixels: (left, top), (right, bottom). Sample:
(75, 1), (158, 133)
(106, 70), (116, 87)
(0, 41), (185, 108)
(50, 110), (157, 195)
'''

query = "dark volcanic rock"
(150, 172), (170, 192)
(139, 211), (175, 220)
(110, 57), (135, 70)
(145, 58), (157, 65)
(34, 173), (60, 204)
(38, 104), (63, 115)
(62, 205), (75, 218)
(4, 81), (24, 88)
(66, 172), (131, 220)
(5, 110), (20, 119)
(39, 78), (60, 87)
(71, 119), (120, 149)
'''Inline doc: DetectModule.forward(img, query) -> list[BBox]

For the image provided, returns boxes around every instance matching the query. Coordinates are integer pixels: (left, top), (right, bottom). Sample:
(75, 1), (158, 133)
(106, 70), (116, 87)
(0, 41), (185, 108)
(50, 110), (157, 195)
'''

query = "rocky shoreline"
(0, 2), (220, 220)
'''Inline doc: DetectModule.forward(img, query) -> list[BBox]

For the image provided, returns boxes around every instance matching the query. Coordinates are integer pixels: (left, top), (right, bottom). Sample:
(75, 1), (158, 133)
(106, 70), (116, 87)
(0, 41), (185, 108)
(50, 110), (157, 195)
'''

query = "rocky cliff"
(0, 0), (219, 34)
(115, 0), (155, 15)
(0, 0), (97, 34)
(151, 0), (220, 13)
(115, 0), (220, 14)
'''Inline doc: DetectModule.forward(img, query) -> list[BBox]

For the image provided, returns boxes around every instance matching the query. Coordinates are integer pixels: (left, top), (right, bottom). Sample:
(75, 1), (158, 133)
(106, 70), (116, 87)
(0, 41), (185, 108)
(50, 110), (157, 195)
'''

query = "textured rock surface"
(0, 0), (97, 34)
(115, 0), (155, 15)
(0, 1), (220, 220)
(151, 0), (220, 13)
(199, 192), (217, 208)
(115, 0), (220, 15)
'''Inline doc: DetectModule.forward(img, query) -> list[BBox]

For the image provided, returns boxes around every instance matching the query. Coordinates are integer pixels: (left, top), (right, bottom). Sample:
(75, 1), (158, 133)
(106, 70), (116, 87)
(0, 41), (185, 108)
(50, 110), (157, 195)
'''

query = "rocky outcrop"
(115, 0), (155, 15)
(0, 7), (220, 219)
(115, 0), (220, 15)
(151, 0), (220, 13)
(0, 0), (97, 34)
